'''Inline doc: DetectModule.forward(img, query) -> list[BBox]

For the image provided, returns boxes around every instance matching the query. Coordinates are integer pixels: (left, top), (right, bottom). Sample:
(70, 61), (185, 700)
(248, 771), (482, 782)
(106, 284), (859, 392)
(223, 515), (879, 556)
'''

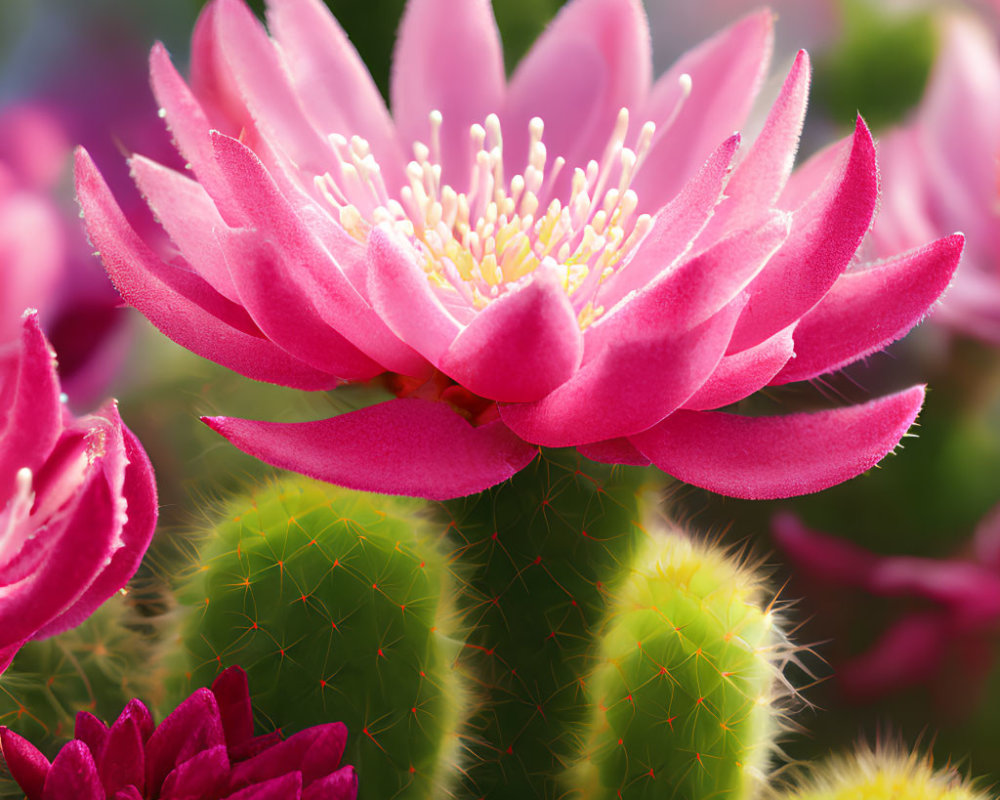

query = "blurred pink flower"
(0, 311), (157, 674)
(774, 508), (1000, 707)
(0, 665), (357, 799)
(872, 12), (1000, 344)
(78, 0), (962, 500)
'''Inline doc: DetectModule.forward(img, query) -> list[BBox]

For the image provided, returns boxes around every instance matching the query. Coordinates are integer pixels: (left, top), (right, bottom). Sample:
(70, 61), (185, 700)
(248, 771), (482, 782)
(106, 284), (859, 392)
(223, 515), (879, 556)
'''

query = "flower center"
(316, 109), (658, 328)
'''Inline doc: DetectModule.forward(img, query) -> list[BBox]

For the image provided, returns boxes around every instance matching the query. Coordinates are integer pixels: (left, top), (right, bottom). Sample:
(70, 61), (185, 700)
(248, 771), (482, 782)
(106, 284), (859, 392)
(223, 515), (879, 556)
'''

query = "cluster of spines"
(168, 476), (465, 800)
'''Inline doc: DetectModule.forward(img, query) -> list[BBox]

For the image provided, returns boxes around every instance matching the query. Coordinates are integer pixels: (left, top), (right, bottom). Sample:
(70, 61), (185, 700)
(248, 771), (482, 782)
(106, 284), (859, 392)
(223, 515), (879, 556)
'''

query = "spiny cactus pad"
(442, 451), (652, 799)
(172, 477), (463, 800)
(769, 747), (993, 800)
(574, 532), (792, 800)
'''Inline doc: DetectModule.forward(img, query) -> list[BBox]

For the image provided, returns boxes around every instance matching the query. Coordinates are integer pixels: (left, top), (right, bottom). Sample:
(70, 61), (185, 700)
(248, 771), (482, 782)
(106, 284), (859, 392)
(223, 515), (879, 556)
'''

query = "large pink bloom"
(77, 0), (962, 501)
(0, 312), (157, 674)
(872, 12), (1000, 344)
(0, 666), (356, 799)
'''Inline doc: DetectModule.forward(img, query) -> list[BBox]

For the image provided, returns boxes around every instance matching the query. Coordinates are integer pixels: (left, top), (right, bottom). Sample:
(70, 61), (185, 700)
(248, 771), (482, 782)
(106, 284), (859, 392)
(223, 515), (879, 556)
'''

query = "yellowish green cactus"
(770, 746), (992, 800)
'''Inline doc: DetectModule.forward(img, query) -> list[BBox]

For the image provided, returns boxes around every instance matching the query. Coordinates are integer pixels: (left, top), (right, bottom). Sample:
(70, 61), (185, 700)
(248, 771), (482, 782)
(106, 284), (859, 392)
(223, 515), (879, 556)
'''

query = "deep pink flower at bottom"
(0, 312), (157, 674)
(774, 508), (1000, 708)
(0, 666), (357, 800)
(78, 0), (963, 501)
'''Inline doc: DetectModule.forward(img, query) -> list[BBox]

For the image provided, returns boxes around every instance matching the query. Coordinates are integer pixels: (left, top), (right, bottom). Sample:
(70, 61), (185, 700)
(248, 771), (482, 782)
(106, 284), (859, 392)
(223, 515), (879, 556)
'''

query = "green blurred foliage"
(814, 0), (937, 130)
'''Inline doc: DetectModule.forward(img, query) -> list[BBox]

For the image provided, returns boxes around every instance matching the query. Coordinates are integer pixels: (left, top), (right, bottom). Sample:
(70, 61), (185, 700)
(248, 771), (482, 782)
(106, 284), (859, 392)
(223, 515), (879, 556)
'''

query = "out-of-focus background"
(2, 0), (1000, 784)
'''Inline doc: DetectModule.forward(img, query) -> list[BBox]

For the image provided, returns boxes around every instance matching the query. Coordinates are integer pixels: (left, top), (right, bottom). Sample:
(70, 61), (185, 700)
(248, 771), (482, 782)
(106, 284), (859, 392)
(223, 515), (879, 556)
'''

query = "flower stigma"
(315, 108), (661, 329)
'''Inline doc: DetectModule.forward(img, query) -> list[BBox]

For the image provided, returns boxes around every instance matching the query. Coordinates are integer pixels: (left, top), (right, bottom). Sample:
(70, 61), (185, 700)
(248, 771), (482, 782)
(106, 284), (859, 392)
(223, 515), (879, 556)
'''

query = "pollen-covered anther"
(316, 108), (656, 326)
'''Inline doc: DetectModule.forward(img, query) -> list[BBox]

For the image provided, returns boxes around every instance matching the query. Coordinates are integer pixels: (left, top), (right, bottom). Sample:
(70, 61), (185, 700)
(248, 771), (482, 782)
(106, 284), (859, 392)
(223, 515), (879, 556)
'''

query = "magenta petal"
(0, 312), (62, 491)
(596, 134), (740, 309)
(211, 667), (254, 749)
(221, 229), (383, 381)
(224, 773), (303, 800)
(728, 116), (879, 352)
(772, 512), (878, 586)
(98, 716), (144, 797)
(76, 148), (339, 391)
(33, 416), (158, 639)
(42, 741), (102, 800)
(391, 0), (504, 190)
(772, 234), (964, 384)
(160, 745), (230, 800)
(301, 766), (357, 800)
(439, 268), (583, 402)
(365, 227), (462, 364)
(632, 10), (773, 209)
(630, 386), (926, 499)
(73, 713), (109, 765)
(209, 133), (427, 377)
(576, 438), (651, 467)
(683, 324), (795, 411)
(229, 723), (346, 790)
(1, 727), (51, 800)
(113, 788), (144, 800)
(500, 298), (744, 447)
(506, 0), (650, 181)
(267, 0), (405, 186)
(115, 700), (154, 745)
(202, 399), (538, 500)
(145, 688), (225, 794)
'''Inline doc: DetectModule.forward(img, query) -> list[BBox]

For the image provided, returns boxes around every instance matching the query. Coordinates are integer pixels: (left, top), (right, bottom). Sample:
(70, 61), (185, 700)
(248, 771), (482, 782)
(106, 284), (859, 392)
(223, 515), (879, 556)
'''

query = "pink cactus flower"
(872, 12), (1000, 345)
(0, 665), (357, 799)
(0, 311), (157, 674)
(774, 508), (1000, 709)
(77, 0), (963, 501)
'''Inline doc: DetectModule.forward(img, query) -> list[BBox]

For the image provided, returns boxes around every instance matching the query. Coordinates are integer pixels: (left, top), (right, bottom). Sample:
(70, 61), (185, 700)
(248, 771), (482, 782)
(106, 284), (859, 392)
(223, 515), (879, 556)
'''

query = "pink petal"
(129, 155), (240, 303)
(778, 133), (852, 211)
(587, 211), (789, 357)
(114, 788), (144, 800)
(115, 700), (155, 745)
(202, 398), (538, 500)
(212, 0), (334, 180)
(160, 745), (230, 800)
(596, 133), (740, 309)
(267, 0), (406, 187)
(632, 10), (773, 210)
(42, 741), (102, 800)
(728, 116), (879, 352)
(211, 667), (254, 749)
(505, 0), (650, 186)
(0, 474), (117, 647)
(576, 438), (651, 466)
(145, 689), (225, 794)
(706, 50), (811, 236)
(365, 227), (462, 364)
(0, 727), (50, 800)
(221, 229), (383, 381)
(439, 268), (583, 402)
(630, 386), (926, 499)
(209, 133), (428, 377)
(0, 312), (62, 492)
(391, 0), (504, 190)
(683, 324), (795, 411)
(32, 416), (158, 639)
(189, 1), (250, 135)
(76, 148), (339, 390)
(148, 42), (242, 224)
(773, 234), (964, 385)
(772, 512), (878, 585)
(499, 297), (745, 446)
(98, 716), (144, 797)
(224, 773), (302, 800)
(301, 766), (357, 800)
